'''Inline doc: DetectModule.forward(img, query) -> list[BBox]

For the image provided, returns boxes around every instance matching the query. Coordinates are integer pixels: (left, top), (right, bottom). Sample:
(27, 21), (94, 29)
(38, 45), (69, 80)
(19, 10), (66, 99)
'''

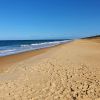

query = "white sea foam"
(0, 49), (16, 53)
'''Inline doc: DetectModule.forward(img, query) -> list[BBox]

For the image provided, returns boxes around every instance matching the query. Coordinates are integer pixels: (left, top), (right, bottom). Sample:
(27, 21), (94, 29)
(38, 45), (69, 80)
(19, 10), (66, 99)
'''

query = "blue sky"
(0, 0), (100, 40)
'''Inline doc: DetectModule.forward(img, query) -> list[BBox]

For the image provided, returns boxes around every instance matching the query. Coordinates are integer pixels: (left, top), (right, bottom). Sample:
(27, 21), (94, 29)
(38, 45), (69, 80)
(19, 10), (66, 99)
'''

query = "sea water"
(0, 39), (71, 56)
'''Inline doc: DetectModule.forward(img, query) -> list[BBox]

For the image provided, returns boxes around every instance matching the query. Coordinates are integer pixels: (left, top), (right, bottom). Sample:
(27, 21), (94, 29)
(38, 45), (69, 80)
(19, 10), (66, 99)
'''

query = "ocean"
(0, 39), (71, 56)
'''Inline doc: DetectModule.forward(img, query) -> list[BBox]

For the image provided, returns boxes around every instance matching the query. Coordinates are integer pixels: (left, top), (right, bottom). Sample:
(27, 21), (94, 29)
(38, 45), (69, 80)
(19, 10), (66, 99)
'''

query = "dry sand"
(0, 38), (100, 100)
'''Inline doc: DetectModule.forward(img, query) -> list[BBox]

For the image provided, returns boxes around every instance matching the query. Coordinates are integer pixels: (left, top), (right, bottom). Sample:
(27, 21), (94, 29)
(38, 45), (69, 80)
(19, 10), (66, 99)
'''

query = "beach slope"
(0, 37), (100, 100)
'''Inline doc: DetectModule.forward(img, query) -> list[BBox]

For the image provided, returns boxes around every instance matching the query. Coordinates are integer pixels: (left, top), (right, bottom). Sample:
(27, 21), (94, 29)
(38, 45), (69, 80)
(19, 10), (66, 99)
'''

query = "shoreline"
(0, 40), (71, 57)
(0, 42), (70, 73)
(0, 46), (49, 72)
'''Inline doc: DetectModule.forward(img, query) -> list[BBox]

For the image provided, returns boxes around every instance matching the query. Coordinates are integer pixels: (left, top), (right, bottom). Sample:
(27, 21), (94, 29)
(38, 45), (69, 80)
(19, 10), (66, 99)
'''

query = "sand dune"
(0, 38), (100, 100)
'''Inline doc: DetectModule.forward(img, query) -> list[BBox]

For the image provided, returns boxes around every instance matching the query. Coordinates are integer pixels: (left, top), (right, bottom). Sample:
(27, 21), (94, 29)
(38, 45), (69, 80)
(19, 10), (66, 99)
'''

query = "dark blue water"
(0, 40), (70, 56)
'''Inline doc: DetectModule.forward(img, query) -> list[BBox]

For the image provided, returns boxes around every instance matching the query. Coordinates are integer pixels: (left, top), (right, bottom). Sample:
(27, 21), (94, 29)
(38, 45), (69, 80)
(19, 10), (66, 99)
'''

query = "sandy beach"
(0, 37), (100, 100)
